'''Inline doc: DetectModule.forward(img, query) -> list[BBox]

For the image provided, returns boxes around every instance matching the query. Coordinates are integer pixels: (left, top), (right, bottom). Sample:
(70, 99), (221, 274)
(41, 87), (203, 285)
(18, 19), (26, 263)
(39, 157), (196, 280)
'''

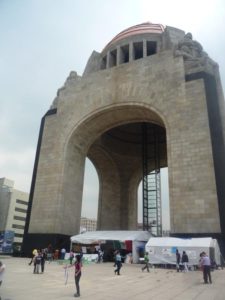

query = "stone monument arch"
(23, 22), (225, 254)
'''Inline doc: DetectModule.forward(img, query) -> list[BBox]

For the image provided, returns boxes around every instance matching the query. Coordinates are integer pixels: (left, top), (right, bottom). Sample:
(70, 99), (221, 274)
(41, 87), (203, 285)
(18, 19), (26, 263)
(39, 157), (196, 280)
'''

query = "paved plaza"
(0, 257), (225, 300)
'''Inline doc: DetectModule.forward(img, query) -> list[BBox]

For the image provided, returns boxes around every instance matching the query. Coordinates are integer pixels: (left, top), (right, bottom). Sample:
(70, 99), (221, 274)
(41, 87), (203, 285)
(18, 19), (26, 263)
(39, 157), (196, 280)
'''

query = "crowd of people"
(176, 249), (189, 272)
(26, 245), (218, 296)
(28, 246), (69, 274)
(0, 246), (220, 299)
(28, 249), (47, 273)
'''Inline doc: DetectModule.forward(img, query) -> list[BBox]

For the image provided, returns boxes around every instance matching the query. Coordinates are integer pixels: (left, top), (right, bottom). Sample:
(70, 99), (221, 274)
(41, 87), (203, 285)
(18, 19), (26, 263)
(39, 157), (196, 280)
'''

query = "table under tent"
(70, 230), (152, 263)
(145, 237), (222, 268)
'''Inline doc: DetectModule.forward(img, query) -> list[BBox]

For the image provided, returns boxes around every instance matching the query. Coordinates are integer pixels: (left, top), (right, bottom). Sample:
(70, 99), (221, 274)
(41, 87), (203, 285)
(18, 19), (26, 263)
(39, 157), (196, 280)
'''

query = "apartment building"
(0, 177), (29, 251)
(80, 217), (97, 232)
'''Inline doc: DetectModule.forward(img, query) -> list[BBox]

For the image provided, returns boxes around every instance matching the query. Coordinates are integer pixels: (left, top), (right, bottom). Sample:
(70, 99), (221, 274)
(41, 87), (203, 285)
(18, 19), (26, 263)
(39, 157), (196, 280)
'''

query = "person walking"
(61, 248), (66, 260)
(114, 250), (122, 275)
(0, 260), (6, 299)
(176, 249), (181, 272)
(97, 249), (103, 263)
(181, 251), (189, 272)
(41, 249), (47, 273)
(69, 250), (74, 265)
(141, 252), (150, 272)
(200, 252), (212, 284)
(74, 255), (82, 297)
(28, 248), (37, 265)
(33, 251), (42, 274)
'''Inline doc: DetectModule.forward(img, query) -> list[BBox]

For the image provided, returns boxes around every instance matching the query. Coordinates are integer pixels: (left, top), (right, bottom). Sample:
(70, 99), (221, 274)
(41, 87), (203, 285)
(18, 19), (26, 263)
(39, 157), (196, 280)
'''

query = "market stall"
(145, 237), (222, 267)
(70, 230), (152, 263)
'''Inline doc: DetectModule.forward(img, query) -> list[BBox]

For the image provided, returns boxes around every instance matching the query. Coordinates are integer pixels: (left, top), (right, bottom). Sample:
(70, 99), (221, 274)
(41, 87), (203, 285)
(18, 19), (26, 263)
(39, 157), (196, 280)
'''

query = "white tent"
(71, 230), (152, 263)
(145, 237), (221, 266)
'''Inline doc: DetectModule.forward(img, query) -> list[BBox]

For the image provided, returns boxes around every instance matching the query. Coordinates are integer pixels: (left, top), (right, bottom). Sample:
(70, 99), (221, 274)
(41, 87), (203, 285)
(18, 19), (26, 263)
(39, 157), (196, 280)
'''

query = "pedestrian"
(200, 252), (212, 284)
(114, 250), (122, 275)
(28, 248), (37, 265)
(79, 250), (83, 261)
(61, 248), (66, 260)
(0, 261), (6, 300)
(97, 249), (103, 263)
(141, 252), (150, 272)
(181, 251), (189, 272)
(65, 254), (82, 297)
(176, 249), (181, 272)
(69, 250), (74, 265)
(74, 255), (82, 297)
(54, 249), (59, 260)
(41, 249), (47, 273)
(47, 249), (53, 263)
(0, 261), (6, 286)
(33, 251), (42, 274)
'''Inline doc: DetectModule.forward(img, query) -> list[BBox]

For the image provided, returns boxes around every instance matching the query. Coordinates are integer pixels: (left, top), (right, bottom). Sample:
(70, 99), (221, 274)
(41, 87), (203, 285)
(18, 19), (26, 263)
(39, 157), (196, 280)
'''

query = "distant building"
(0, 178), (29, 251)
(80, 217), (97, 232)
(162, 230), (170, 237)
(138, 222), (170, 236)
(137, 223), (143, 231)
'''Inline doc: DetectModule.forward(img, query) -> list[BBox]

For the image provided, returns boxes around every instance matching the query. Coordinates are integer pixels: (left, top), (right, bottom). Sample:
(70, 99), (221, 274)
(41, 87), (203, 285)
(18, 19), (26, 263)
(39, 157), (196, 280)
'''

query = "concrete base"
(22, 233), (70, 256)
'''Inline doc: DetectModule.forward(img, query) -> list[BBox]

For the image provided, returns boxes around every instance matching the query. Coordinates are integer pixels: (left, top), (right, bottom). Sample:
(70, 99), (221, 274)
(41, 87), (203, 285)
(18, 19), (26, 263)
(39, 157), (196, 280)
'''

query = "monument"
(22, 23), (225, 253)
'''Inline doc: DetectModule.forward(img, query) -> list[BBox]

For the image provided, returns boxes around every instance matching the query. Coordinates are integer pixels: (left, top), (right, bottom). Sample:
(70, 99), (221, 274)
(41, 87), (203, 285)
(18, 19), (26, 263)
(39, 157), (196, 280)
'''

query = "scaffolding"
(142, 123), (162, 236)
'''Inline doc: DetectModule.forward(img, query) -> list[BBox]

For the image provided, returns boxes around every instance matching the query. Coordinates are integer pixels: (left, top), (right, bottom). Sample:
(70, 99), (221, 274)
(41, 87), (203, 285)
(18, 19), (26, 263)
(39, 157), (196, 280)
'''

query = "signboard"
(0, 230), (15, 253)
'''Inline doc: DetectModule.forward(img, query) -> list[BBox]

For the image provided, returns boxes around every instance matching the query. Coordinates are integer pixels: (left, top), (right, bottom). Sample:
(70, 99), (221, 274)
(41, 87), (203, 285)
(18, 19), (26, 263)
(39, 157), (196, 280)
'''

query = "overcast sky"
(1, 0), (225, 229)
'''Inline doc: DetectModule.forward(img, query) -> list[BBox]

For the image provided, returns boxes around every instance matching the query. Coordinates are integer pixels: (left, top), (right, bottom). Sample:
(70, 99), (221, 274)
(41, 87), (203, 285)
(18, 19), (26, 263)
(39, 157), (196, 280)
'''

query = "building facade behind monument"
(22, 23), (225, 255)
(0, 178), (29, 252)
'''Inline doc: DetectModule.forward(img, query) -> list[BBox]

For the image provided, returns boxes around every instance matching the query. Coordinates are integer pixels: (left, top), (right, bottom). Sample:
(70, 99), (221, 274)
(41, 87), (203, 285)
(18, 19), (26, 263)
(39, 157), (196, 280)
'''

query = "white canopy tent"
(71, 231), (152, 263)
(145, 237), (221, 266)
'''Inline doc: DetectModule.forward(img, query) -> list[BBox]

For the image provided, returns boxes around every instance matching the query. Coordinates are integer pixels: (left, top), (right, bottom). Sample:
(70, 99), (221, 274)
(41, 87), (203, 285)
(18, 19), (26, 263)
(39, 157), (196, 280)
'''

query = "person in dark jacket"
(114, 250), (122, 275)
(181, 251), (189, 272)
(176, 249), (181, 272)
(41, 249), (47, 273)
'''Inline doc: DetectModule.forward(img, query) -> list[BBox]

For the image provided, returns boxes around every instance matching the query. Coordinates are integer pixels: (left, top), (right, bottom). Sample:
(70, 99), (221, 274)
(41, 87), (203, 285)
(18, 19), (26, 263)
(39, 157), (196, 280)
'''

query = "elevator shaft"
(142, 123), (162, 236)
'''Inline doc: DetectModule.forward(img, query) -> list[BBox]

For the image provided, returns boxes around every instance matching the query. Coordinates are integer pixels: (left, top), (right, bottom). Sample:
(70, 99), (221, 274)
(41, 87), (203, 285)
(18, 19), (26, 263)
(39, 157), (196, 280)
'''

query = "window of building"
(16, 199), (28, 206)
(15, 207), (27, 213)
(134, 42), (143, 60)
(147, 41), (157, 56)
(120, 45), (129, 63)
(14, 215), (26, 221)
(12, 224), (25, 230)
(101, 56), (106, 69)
(14, 233), (24, 238)
(109, 49), (117, 67)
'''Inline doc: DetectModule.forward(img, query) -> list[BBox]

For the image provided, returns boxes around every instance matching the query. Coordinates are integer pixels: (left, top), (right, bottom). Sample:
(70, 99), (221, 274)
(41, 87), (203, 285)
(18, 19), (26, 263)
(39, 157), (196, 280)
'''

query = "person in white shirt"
(200, 252), (212, 284)
(61, 248), (66, 260)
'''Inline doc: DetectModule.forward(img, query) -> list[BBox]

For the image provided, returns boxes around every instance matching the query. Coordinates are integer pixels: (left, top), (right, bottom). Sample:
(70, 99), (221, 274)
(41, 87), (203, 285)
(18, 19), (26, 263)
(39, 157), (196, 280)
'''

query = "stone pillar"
(88, 140), (141, 230)
(143, 39), (147, 58)
(129, 42), (134, 62)
(116, 46), (121, 65)
(106, 51), (110, 69)
(88, 144), (121, 229)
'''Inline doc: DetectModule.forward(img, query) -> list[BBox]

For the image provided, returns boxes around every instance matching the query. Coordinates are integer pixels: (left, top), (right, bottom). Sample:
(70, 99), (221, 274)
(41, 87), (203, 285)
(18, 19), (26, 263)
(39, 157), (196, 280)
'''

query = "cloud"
(0, 147), (35, 192)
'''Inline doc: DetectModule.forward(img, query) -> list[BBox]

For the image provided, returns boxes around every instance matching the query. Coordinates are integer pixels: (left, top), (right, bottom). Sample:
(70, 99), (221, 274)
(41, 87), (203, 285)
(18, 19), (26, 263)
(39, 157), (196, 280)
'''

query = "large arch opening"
(63, 104), (170, 235)
(81, 120), (169, 234)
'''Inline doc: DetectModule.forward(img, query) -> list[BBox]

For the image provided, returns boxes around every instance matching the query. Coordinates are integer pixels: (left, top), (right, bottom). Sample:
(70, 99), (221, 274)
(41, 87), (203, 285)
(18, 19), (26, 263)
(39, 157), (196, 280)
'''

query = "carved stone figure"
(174, 32), (206, 66)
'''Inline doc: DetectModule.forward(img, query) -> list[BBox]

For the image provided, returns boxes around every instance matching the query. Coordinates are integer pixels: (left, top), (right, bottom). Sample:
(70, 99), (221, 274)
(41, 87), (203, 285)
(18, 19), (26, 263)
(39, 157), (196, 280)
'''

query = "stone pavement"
(0, 257), (225, 300)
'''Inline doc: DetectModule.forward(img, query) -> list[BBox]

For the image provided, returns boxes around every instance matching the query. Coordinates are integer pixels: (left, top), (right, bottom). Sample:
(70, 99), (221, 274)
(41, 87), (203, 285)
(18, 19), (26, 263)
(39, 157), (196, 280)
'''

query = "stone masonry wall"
(28, 49), (221, 236)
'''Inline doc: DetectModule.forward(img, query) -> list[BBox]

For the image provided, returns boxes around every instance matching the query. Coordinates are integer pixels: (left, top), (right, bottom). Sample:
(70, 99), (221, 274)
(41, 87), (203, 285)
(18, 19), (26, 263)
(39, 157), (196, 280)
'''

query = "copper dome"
(103, 22), (165, 51)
